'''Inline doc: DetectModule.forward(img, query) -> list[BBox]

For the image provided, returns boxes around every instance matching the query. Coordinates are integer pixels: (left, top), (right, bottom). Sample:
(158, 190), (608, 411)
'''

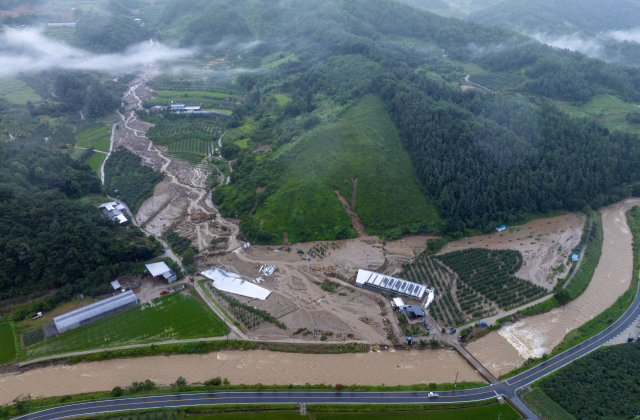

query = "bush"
(205, 377), (222, 386)
(111, 386), (124, 397)
(130, 379), (155, 393)
(335, 383), (343, 390)
(223, 378), (230, 385)
(176, 377), (187, 387)
(554, 289), (571, 305)
(320, 335), (327, 341)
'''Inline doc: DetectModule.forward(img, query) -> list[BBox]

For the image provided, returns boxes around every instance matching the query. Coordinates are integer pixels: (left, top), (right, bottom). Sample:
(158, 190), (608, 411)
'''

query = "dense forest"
(74, 13), (150, 53)
(0, 143), (162, 299)
(157, 0), (640, 239)
(104, 147), (164, 214)
(540, 343), (640, 419)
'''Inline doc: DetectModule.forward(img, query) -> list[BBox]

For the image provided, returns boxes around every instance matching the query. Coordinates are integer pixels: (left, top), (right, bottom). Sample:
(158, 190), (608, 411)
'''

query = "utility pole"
(454, 371), (458, 389)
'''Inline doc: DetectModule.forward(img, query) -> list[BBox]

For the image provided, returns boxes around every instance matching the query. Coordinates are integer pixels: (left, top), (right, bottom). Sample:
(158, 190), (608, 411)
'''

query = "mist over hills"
(2, 0), (640, 244)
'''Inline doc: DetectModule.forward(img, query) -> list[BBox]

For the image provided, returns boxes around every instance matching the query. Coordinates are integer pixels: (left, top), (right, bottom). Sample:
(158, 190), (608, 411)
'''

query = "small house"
(99, 202), (129, 225)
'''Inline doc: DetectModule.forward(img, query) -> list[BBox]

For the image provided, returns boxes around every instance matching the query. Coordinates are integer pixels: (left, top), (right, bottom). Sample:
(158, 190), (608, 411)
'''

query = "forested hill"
(0, 143), (162, 299)
(154, 0), (640, 240)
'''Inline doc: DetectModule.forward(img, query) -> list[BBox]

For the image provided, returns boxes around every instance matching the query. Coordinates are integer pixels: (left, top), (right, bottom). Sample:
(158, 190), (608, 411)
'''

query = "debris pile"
(190, 213), (211, 223)
(360, 317), (378, 327)
(260, 265), (276, 276)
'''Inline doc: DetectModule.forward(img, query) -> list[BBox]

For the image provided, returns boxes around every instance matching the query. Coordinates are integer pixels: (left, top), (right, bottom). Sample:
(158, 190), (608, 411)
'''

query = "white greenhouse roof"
(110, 280), (121, 290)
(202, 269), (271, 300)
(356, 269), (429, 300)
(53, 290), (137, 331)
(146, 262), (172, 277)
(393, 297), (405, 307)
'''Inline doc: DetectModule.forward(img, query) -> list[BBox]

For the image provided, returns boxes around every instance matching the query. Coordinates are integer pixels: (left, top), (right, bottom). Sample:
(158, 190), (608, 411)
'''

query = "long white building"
(355, 269), (432, 303)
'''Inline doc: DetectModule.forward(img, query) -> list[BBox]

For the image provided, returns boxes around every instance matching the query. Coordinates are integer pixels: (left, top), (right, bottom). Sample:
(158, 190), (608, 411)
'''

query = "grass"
(252, 94), (440, 243)
(198, 280), (244, 332)
(43, 26), (75, 42)
(78, 125), (112, 141)
(557, 94), (640, 134)
(0, 78), (42, 105)
(274, 94), (291, 104)
(86, 152), (107, 175)
(188, 414), (300, 420)
(0, 322), (17, 364)
(25, 291), (228, 359)
(521, 388), (575, 420)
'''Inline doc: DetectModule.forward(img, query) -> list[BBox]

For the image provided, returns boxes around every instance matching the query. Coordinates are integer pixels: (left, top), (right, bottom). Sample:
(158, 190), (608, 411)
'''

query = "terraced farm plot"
(146, 119), (222, 146)
(78, 125), (112, 141)
(148, 90), (240, 104)
(43, 26), (75, 42)
(437, 249), (547, 314)
(399, 255), (466, 327)
(86, 152), (107, 175)
(77, 125), (112, 151)
(22, 327), (45, 347)
(26, 291), (228, 359)
(0, 323), (16, 364)
(0, 78), (42, 105)
(166, 139), (215, 164)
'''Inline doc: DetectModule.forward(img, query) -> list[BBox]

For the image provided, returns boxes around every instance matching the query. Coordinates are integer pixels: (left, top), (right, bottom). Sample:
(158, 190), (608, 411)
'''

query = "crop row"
(167, 139), (216, 155)
(437, 248), (546, 311)
(147, 120), (221, 137)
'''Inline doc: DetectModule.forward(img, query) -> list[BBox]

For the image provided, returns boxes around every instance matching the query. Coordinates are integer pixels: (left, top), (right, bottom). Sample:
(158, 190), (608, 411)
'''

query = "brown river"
(467, 199), (640, 376)
(1, 350), (485, 404)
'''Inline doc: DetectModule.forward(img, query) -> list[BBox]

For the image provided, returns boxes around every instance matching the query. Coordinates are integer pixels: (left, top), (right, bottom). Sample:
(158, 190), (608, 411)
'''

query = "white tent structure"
(201, 269), (271, 300)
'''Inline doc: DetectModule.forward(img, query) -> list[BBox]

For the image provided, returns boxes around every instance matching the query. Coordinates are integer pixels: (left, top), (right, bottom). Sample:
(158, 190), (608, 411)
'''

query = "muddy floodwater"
(467, 199), (640, 376)
(1, 350), (485, 404)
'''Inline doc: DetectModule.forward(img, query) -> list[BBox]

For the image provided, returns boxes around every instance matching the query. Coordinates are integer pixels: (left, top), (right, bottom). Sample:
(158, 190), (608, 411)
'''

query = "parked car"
(449, 328), (457, 334)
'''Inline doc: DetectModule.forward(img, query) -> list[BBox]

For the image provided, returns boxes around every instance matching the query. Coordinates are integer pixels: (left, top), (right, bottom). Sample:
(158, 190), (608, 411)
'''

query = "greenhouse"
(355, 269), (431, 301)
(53, 291), (138, 334)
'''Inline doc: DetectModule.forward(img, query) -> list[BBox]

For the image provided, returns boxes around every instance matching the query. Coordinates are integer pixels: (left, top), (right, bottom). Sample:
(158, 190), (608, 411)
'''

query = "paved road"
(20, 192), (607, 418)
(14, 274), (640, 420)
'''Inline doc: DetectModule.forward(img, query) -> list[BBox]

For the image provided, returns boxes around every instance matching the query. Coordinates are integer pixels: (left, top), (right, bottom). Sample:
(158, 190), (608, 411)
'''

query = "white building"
(355, 269), (431, 302)
(146, 262), (178, 283)
(99, 202), (129, 225)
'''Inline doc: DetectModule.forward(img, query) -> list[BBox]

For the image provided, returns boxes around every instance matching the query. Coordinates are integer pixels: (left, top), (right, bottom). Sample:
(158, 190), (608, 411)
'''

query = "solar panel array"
(356, 270), (427, 300)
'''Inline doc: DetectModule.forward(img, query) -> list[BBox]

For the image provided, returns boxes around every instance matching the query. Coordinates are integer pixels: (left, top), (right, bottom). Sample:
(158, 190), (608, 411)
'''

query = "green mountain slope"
(251, 94), (438, 243)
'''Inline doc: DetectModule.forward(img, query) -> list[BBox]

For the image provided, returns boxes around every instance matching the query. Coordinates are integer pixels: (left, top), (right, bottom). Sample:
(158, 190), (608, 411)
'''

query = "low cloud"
(530, 33), (603, 57)
(0, 27), (196, 77)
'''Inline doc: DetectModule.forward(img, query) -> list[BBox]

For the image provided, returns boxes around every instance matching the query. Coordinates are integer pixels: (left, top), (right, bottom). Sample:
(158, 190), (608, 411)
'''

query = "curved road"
(14, 276), (640, 420)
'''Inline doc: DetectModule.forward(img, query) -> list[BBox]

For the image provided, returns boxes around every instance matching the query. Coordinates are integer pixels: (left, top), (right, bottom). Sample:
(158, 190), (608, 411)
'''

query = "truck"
(428, 392), (439, 398)
(32, 312), (43, 320)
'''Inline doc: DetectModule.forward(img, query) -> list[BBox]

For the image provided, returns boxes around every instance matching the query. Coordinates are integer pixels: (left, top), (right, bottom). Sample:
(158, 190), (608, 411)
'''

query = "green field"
(86, 152), (107, 175)
(79, 125), (112, 141)
(252, 94), (439, 242)
(0, 78), (42, 105)
(26, 291), (228, 359)
(557, 94), (640, 134)
(166, 138), (214, 164)
(0, 323), (17, 364)
(521, 388), (575, 420)
(275, 94), (291, 104)
(43, 26), (75, 42)
(180, 403), (520, 420)
(148, 90), (240, 104)
(311, 404), (520, 420)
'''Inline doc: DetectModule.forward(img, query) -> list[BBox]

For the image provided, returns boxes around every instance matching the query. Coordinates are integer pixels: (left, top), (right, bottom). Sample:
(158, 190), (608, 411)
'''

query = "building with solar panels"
(355, 269), (432, 302)
(53, 290), (138, 334)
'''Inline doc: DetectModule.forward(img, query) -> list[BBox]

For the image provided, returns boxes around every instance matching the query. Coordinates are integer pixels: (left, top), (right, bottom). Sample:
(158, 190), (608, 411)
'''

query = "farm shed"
(393, 297), (405, 307)
(572, 254), (579, 262)
(170, 104), (185, 110)
(53, 291), (138, 334)
(355, 269), (431, 301)
(110, 280), (122, 291)
(201, 269), (272, 300)
(402, 305), (426, 319)
(146, 262), (178, 283)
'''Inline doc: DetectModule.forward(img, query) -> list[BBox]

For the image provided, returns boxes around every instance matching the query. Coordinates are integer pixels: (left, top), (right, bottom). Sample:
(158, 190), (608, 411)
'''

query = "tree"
(554, 289), (571, 305)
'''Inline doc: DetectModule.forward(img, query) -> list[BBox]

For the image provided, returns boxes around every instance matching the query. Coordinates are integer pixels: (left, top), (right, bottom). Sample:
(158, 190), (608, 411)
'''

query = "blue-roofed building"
(572, 254), (579, 262)
(496, 225), (506, 232)
(170, 104), (185, 110)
